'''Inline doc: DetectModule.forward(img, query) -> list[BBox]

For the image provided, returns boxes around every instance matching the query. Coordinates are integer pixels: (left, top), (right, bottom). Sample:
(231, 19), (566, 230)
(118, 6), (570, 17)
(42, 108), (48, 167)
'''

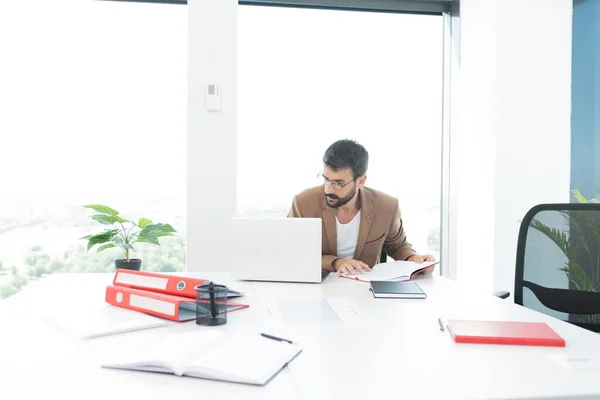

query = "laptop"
(229, 217), (330, 283)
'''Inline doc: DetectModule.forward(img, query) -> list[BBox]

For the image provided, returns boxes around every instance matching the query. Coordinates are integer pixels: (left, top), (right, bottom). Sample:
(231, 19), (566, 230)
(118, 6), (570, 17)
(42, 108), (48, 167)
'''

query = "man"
(288, 139), (435, 276)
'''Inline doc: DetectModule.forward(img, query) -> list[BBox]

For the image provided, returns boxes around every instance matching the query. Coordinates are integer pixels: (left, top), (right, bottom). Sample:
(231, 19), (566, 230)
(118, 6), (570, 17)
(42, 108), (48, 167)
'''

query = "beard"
(325, 188), (357, 208)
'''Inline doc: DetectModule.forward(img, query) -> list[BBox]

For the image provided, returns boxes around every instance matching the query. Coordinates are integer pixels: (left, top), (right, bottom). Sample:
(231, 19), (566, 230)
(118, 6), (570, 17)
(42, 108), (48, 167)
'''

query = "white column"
(187, 0), (238, 272)
(452, 0), (499, 291)
(453, 0), (572, 292)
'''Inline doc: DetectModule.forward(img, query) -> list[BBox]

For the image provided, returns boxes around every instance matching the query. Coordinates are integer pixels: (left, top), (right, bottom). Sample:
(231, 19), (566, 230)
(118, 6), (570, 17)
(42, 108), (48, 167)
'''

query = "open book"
(101, 330), (302, 385)
(341, 260), (438, 282)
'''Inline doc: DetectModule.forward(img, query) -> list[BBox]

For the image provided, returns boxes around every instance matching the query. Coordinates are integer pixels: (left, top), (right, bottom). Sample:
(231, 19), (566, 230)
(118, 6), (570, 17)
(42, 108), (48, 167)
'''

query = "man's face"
(322, 167), (360, 208)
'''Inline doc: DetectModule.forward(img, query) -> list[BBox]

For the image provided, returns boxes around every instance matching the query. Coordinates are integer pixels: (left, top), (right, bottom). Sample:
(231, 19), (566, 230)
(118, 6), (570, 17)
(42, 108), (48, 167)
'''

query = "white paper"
(270, 298), (341, 324)
(340, 260), (437, 282)
(325, 297), (367, 327)
(550, 353), (600, 370)
(44, 304), (168, 340)
(185, 332), (301, 384)
(268, 297), (366, 326)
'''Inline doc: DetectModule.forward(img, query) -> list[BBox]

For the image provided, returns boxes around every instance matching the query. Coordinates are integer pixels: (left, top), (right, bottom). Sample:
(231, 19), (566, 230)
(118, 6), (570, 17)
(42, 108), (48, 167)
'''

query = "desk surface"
(1, 272), (600, 400)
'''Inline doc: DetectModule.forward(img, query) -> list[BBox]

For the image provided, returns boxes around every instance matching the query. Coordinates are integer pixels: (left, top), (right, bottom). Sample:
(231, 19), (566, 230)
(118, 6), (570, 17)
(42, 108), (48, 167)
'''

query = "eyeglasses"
(318, 173), (355, 191)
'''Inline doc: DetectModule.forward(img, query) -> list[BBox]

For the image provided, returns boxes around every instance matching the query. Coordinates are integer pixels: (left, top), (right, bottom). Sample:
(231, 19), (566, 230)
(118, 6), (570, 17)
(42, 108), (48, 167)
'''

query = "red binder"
(105, 285), (249, 322)
(446, 320), (566, 347)
(112, 269), (206, 298)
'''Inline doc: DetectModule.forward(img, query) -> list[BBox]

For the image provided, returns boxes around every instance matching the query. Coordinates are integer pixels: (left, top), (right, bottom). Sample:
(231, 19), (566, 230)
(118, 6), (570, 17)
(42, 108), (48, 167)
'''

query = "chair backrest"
(515, 203), (600, 333)
(379, 250), (387, 264)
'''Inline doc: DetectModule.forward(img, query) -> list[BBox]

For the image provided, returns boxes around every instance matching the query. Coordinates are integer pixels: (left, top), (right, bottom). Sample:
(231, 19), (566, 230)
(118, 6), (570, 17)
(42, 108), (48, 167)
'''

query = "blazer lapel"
(321, 201), (337, 255)
(353, 189), (375, 259)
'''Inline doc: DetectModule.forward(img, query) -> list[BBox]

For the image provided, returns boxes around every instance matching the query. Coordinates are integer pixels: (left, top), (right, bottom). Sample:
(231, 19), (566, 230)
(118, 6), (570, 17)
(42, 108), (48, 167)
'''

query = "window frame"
(98, 0), (454, 15)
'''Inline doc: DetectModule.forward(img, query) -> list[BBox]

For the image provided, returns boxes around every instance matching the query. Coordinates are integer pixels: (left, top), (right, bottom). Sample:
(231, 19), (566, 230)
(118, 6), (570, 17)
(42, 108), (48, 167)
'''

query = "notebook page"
(102, 331), (223, 375)
(184, 333), (301, 385)
(340, 260), (436, 282)
(45, 304), (168, 340)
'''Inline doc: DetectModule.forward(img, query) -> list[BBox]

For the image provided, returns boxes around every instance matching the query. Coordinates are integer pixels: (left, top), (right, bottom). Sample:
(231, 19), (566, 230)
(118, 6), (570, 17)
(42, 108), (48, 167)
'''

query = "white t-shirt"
(336, 210), (361, 259)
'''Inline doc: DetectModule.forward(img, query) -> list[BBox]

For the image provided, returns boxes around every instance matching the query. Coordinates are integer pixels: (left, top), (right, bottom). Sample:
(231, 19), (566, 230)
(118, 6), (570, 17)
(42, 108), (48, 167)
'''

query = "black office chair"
(379, 250), (387, 264)
(497, 203), (600, 333)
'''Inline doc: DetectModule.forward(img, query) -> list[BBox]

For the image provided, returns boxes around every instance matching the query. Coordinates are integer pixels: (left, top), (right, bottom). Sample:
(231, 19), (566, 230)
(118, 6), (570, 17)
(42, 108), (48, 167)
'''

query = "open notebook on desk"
(341, 260), (438, 282)
(101, 330), (302, 386)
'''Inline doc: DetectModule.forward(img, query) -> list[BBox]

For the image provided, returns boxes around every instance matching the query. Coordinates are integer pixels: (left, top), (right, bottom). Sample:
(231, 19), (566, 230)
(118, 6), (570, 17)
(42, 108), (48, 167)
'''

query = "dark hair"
(323, 139), (369, 179)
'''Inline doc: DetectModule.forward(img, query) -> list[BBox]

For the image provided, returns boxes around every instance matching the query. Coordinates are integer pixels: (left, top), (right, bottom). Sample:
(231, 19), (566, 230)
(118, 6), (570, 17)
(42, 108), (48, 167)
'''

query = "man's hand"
(407, 254), (435, 263)
(333, 258), (371, 276)
(406, 254), (436, 274)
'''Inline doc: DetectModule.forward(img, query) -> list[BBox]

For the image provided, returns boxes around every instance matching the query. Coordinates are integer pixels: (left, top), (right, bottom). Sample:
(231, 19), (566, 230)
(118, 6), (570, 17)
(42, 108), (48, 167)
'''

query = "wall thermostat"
(206, 84), (221, 111)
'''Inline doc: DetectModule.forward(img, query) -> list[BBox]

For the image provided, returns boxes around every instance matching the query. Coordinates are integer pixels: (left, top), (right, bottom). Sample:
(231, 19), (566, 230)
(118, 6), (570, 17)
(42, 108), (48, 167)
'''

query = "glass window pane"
(0, 0), (187, 300)
(238, 6), (443, 261)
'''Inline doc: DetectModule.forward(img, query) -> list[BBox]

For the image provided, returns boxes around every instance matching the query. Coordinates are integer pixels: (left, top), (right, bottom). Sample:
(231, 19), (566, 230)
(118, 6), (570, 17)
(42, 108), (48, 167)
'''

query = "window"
(0, 0), (187, 299)
(238, 6), (444, 261)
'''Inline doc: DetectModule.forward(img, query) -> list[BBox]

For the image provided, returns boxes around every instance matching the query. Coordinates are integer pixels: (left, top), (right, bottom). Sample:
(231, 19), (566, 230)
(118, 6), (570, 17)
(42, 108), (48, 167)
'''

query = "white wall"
(451, 0), (498, 290)
(187, 0), (237, 272)
(454, 0), (572, 293)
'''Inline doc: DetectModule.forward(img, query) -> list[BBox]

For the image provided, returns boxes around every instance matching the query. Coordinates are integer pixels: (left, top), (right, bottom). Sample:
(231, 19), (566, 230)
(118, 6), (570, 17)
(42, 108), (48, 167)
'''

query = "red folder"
(446, 320), (566, 347)
(105, 285), (249, 322)
(112, 269), (206, 298)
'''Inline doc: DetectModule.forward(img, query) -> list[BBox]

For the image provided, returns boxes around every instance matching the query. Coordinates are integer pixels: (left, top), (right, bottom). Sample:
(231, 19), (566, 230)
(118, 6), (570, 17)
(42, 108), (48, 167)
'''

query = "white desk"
(1, 272), (600, 400)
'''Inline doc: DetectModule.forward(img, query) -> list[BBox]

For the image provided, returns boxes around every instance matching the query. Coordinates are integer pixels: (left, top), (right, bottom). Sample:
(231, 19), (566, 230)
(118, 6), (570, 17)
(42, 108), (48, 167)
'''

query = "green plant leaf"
(572, 188), (599, 204)
(140, 223), (177, 238)
(136, 224), (176, 246)
(86, 230), (118, 251)
(529, 219), (576, 258)
(112, 235), (134, 250)
(559, 209), (600, 289)
(138, 217), (152, 228)
(92, 214), (128, 225)
(572, 189), (588, 203)
(83, 204), (119, 216)
(96, 243), (116, 253)
(560, 261), (597, 292)
(530, 202), (600, 294)
(136, 234), (160, 245)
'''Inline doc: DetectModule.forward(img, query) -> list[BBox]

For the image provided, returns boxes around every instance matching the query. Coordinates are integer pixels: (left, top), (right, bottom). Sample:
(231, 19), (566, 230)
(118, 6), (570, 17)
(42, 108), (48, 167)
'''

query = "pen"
(261, 333), (295, 344)
(438, 318), (445, 332)
(208, 281), (218, 318)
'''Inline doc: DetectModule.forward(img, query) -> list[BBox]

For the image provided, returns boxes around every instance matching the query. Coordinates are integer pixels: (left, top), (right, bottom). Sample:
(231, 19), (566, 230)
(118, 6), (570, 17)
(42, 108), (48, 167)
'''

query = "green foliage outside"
(0, 236), (185, 299)
(0, 272), (29, 299)
(0, 205), (185, 300)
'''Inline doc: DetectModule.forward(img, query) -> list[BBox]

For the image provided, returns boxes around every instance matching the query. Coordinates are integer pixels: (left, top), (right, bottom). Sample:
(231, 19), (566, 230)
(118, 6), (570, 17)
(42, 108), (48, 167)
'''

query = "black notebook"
(369, 280), (427, 299)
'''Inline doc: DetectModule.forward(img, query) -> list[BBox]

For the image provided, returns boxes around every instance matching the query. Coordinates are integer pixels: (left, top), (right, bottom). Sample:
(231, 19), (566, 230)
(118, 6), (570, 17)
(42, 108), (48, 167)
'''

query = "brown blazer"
(287, 185), (417, 270)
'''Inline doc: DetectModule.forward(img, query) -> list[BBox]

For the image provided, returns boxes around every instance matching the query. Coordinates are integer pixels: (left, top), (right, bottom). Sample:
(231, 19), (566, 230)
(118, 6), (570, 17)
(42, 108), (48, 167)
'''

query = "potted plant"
(81, 204), (177, 271)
